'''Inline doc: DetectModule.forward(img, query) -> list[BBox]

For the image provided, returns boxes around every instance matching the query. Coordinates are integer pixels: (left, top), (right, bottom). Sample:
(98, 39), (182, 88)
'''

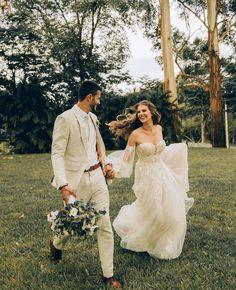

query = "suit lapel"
(89, 113), (106, 167)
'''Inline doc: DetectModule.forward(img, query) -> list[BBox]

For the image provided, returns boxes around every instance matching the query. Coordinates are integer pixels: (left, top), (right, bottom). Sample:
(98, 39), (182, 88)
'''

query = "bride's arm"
(122, 132), (136, 162)
(108, 133), (136, 178)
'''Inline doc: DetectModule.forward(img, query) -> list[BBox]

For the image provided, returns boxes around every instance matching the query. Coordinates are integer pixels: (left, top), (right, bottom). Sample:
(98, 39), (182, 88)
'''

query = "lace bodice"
(108, 140), (167, 178)
(136, 140), (166, 162)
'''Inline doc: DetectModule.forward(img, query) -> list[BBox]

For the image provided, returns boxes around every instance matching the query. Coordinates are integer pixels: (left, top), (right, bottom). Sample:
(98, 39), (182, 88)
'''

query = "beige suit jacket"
(51, 105), (107, 190)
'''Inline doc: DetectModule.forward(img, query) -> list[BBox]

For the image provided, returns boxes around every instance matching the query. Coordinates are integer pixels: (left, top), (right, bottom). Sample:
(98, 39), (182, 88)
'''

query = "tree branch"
(89, 5), (103, 57)
(179, 73), (209, 91)
(54, 0), (75, 33)
(177, 0), (208, 29)
(32, 6), (56, 44)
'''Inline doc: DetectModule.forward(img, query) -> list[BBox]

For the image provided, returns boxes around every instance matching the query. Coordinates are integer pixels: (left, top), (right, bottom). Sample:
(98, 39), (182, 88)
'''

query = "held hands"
(60, 186), (77, 205)
(103, 164), (115, 179)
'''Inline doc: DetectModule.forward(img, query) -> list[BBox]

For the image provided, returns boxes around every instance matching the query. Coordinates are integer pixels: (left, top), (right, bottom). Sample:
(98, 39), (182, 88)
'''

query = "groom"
(49, 80), (122, 289)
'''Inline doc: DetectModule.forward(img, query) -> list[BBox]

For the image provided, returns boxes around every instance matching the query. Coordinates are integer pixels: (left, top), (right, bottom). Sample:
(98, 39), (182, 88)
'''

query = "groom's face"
(90, 90), (101, 111)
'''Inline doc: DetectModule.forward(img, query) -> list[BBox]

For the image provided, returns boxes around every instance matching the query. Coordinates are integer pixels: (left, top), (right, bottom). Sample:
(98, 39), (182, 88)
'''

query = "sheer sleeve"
(108, 145), (135, 178)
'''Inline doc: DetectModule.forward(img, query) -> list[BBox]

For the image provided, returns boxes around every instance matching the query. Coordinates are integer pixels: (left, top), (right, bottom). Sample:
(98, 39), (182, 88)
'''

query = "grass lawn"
(0, 148), (235, 290)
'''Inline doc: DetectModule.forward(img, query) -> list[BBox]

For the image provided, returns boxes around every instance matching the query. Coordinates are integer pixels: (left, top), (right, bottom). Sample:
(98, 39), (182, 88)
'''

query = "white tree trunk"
(159, 0), (177, 103)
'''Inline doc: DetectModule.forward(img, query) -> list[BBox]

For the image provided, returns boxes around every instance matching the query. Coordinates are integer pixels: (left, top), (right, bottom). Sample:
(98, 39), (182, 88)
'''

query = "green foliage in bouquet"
(47, 200), (106, 239)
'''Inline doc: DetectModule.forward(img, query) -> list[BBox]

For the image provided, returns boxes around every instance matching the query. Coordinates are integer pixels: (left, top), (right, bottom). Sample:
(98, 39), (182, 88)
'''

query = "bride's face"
(137, 104), (152, 123)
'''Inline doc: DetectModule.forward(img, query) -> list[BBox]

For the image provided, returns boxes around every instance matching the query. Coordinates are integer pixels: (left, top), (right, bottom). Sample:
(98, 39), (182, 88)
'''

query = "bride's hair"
(108, 100), (161, 139)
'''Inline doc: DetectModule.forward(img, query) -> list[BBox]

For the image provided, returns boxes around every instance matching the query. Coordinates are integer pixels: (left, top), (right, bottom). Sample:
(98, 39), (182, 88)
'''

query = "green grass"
(0, 148), (235, 290)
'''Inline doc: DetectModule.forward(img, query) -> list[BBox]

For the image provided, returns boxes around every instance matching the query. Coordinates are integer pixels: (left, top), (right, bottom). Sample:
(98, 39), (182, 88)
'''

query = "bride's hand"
(103, 164), (115, 179)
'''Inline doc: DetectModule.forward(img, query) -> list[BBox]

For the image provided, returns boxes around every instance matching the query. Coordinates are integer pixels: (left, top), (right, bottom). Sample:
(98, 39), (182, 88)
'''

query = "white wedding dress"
(109, 140), (194, 260)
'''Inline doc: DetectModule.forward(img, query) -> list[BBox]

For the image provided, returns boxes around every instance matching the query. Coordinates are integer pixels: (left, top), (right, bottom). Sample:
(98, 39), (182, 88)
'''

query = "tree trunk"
(207, 0), (225, 147)
(201, 111), (206, 143)
(159, 0), (177, 104)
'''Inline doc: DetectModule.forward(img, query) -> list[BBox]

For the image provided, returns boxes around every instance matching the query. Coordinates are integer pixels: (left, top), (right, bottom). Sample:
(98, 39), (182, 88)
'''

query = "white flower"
(62, 230), (69, 236)
(51, 221), (56, 230)
(90, 216), (96, 225)
(96, 119), (100, 127)
(82, 220), (90, 231)
(47, 211), (59, 222)
(69, 207), (78, 217)
(88, 225), (99, 236)
(68, 195), (76, 204)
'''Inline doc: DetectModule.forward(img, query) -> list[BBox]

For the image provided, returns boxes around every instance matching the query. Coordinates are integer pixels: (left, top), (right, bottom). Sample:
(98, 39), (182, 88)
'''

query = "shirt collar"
(73, 104), (90, 119)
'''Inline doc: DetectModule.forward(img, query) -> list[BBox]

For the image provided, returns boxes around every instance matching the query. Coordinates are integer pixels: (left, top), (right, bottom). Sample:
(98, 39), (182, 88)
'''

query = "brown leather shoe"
(102, 276), (122, 288)
(49, 239), (62, 264)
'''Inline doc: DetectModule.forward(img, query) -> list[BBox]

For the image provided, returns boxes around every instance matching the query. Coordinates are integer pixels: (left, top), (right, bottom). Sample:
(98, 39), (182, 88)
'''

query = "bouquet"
(47, 196), (106, 239)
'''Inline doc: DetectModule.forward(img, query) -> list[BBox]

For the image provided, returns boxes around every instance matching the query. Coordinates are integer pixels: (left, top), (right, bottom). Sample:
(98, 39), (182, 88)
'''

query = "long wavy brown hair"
(108, 100), (161, 139)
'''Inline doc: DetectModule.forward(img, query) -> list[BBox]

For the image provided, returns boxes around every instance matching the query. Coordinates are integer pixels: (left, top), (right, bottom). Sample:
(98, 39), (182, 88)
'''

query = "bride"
(108, 100), (194, 260)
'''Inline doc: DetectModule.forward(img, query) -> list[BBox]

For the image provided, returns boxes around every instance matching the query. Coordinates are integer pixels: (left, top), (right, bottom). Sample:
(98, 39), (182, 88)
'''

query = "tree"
(10, 0), (131, 97)
(0, 15), (65, 153)
(207, 0), (224, 147)
(175, 0), (236, 147)
(0, 0), (136, 153)
(159, 0), (177, 103)
(222, 60), (236, 144)
(179, 85), (210, 143)
(0, 78), (60, 153)
(126, 0), (178, 103)
(174, 36), (210, 142)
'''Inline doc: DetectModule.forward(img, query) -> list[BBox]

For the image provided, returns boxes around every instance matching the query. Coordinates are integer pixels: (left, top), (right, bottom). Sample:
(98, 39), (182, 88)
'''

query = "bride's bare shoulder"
(155, 124), (163, 131)
(131, 127), (143, 137)
(128, 128), (141, 146)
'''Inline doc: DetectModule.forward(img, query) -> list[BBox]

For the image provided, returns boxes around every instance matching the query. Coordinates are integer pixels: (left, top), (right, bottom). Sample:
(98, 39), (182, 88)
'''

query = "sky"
(125, 29), (161, 80)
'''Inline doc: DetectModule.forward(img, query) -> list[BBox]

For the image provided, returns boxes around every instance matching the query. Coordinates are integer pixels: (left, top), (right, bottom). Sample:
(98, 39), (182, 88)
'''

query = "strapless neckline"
(137, 140), (165, 147)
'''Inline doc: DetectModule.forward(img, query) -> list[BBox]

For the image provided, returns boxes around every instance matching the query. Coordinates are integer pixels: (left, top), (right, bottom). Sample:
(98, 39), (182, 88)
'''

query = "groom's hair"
(78, 80), (102, 101)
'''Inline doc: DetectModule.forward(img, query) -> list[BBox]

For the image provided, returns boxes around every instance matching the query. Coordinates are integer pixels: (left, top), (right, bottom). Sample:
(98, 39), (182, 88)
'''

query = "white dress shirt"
(74, 105), (99, 167)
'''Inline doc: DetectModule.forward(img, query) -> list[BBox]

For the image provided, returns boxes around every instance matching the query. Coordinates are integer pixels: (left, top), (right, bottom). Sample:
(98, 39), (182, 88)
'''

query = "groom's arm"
(51, 115), (76, 203)
(51, 115), (70, 189)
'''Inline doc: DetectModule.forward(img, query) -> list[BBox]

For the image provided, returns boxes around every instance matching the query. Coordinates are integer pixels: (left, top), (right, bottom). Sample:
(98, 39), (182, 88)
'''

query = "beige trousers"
(53, 167), (114, 278)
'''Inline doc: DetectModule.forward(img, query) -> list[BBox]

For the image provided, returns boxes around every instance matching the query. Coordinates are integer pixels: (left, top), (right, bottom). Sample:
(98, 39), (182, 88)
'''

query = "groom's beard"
(90, 101), (97, 112)
(90, 105), (97, 112)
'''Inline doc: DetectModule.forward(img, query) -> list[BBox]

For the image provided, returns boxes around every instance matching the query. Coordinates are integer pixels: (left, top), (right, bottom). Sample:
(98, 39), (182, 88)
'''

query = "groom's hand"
(60, 186), (76, 204)
(103, 164), (115, 179)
